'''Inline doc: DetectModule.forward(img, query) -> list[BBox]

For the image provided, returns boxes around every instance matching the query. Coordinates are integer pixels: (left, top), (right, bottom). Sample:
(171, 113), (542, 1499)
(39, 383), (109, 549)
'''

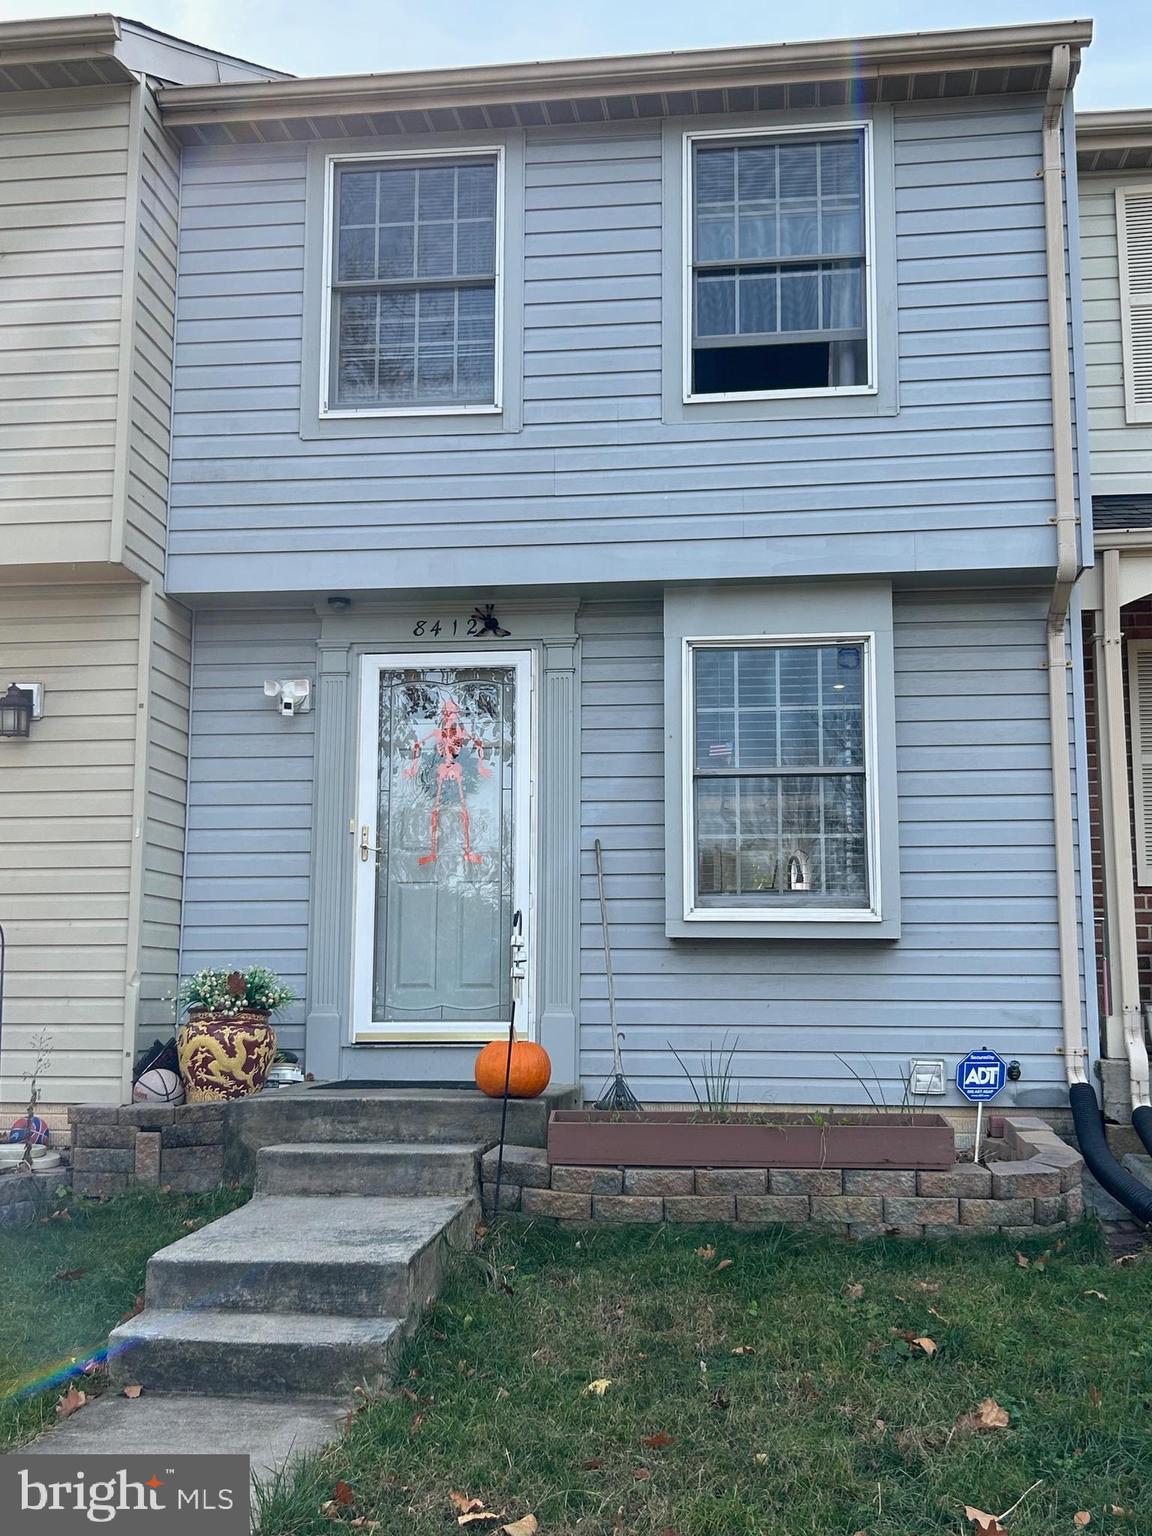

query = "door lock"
(359, 825), (382, 862)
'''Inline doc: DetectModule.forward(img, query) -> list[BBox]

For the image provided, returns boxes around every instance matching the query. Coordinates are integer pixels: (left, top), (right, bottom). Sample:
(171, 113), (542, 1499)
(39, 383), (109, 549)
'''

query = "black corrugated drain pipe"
(1132, 1103), (1152, 1161)
(1069, 1084), (1152, 1223)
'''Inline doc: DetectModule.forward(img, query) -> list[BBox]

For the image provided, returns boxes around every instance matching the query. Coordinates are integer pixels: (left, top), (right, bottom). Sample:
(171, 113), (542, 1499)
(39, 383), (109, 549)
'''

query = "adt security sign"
(956, 1049), (1007, 1103)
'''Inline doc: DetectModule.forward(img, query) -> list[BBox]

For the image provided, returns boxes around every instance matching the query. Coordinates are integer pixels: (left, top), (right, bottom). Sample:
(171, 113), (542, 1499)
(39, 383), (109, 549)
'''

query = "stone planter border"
(487, 1114), (1085, 1238)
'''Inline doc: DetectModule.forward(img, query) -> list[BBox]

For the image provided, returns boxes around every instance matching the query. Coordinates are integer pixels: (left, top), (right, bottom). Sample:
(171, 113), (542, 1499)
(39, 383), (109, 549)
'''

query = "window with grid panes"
(329, 155), (498, 409)
(691, 641), (870, 909)
(690, 131), (869, 396)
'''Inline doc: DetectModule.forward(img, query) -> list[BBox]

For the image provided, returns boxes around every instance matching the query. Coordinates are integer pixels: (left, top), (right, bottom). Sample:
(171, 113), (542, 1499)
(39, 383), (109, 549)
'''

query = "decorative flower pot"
(177, 1009), (277, 1102)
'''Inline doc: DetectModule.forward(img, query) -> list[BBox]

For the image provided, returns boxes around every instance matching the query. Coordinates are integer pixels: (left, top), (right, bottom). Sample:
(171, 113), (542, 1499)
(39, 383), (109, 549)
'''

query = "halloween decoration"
(405, 695), (492, 865)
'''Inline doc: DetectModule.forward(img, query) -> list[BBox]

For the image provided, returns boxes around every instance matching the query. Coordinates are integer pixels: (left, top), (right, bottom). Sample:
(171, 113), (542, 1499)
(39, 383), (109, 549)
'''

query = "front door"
(352, 651), (532, 1043)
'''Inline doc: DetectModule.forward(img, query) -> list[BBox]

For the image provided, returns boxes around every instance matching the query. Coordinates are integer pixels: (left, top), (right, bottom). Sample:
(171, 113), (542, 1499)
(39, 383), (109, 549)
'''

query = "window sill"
(667, 906), (899, 941)
(684, 904), (880, 923)
(320, 403), (502, 420)
(683, 383), (877, 406)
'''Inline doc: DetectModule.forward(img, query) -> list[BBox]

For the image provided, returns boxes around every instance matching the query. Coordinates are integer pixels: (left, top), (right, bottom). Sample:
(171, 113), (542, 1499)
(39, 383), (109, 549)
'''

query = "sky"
(0, 0), (1147, 109)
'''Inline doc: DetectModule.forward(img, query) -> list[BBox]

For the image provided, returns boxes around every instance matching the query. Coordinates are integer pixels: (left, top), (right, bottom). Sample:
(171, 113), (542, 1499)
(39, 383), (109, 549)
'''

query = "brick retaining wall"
(482, 1115), (1085, 1238)
(68, 1103), (225, 1196)
(0, 1164), (70, 1227)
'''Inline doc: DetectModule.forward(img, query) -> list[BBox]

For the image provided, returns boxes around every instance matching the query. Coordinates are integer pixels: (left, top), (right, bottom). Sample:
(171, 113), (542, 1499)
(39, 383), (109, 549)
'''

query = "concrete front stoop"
(29, 1127), (512, 1470)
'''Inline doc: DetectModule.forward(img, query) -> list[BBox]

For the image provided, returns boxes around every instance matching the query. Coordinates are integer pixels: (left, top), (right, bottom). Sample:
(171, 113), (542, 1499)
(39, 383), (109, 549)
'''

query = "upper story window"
(324, 149), (503, 416)
(687, 126), (872, 400)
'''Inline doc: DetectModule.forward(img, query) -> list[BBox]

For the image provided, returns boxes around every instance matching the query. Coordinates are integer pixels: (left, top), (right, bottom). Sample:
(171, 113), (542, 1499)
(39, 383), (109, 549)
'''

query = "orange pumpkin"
(475, 1035), (552, 1099)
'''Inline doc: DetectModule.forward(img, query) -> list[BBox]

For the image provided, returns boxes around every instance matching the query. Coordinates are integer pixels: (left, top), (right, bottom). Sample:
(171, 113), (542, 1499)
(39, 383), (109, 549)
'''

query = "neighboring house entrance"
(351, 651), (534, 1045)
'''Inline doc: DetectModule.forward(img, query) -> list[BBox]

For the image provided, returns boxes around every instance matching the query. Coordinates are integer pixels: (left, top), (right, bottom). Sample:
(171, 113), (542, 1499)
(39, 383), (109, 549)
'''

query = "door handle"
(359, 825), (382, 862)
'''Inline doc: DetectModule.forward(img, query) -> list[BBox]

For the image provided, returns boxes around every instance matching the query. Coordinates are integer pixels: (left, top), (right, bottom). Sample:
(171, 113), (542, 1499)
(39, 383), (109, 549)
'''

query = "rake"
(593, 838), (642, 1112)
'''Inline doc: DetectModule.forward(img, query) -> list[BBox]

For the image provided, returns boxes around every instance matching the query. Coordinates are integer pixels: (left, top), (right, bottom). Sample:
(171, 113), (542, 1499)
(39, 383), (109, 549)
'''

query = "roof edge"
(156, 17), (1093, 124)
(1077, 107), (1152, 146)
(0, 11), (123, 68)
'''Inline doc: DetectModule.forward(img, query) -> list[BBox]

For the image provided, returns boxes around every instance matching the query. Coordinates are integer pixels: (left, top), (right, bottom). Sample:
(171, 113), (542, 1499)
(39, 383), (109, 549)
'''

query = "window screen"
(330, 156), (498, 409)
(692, 642), (869, 909)
(691, 132), (868, 396)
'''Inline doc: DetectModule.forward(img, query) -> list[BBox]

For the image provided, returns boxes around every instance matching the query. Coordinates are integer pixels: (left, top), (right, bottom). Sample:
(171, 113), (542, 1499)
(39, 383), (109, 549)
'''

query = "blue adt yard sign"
(956, 1049), (1008, 1103)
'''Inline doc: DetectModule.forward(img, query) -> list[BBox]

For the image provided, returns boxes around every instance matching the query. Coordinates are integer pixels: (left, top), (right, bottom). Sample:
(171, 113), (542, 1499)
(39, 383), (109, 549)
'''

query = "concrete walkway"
(25, 1391), (346, 1481)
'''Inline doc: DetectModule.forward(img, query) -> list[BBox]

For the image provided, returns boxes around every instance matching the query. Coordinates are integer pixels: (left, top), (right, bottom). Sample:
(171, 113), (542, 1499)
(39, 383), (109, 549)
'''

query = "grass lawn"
(0, 1184), (249, 1452)
(259, 1220), (1151, 1536)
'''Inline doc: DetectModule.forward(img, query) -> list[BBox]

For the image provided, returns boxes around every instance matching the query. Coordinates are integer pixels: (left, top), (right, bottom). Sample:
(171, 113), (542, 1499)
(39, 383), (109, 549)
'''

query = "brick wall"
(1082, 596), (1152, 1019)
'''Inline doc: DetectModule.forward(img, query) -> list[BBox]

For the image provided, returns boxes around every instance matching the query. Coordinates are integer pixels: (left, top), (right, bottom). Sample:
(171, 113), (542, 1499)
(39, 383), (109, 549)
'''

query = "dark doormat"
(308, 1079), (478, 1091)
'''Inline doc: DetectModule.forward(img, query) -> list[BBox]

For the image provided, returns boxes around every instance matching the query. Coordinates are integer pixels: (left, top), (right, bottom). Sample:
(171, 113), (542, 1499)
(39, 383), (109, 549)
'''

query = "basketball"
(133, 1068), (186, 1105)
(7, 1115), (49, 1145)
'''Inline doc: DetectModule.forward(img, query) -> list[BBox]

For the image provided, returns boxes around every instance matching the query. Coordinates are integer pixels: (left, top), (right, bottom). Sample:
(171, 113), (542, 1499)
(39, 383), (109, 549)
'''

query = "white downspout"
(1100, 549), (1152, 1108)
(1040, 44), (1089, 1091)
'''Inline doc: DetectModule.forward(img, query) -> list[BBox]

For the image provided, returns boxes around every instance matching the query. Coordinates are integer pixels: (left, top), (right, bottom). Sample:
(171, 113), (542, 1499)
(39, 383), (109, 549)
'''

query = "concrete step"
(255, 1140), (483, 1197)
(143, 1194), (476, 1318)
(108, 1307), (406, 1397)
(225, 1084), (579, 1182)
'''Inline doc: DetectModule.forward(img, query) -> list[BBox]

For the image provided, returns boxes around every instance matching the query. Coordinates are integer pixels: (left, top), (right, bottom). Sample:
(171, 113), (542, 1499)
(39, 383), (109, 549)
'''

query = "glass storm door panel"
(353, 653), (530, 1041)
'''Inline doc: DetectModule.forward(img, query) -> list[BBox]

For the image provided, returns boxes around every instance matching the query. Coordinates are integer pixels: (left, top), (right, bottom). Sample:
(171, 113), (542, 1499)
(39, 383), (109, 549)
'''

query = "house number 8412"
(412, 606), (510, 640)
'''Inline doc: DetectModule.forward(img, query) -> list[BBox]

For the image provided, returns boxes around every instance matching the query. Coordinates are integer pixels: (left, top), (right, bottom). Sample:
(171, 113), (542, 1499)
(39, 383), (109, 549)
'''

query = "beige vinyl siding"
(0, 88), (132, 570)
(1080, 175), (1152, 491)
(121, 88), (181, 582)
(138, 592), (191, 1041)
(0, 583), (140, 1103)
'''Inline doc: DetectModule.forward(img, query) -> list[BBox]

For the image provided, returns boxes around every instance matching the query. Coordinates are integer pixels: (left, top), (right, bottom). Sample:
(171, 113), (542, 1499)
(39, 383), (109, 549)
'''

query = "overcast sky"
(0, 1), (1145, 108)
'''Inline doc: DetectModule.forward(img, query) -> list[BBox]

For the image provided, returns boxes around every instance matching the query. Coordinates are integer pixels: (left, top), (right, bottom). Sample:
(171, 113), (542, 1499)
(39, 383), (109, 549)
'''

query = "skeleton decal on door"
(404, 695), (493, 865)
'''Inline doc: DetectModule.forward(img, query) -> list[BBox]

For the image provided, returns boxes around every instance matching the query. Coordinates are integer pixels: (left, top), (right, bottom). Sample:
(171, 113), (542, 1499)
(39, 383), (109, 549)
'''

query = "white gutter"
(1100, 549), (1152, 1106)
(1041, 43), (1090, 1091)
(156, 18), (1092, 125)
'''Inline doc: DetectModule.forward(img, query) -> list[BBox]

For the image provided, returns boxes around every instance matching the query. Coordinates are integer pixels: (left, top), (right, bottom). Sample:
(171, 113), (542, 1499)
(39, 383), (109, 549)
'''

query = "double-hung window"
(688, 127), (871, 398)
(326, 150), (501, 413)
(689, 639), (872, 913)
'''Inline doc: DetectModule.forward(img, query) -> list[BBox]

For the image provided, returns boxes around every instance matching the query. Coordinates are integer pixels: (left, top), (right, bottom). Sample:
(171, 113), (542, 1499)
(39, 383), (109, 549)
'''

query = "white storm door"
(352, 650), (532, 1042)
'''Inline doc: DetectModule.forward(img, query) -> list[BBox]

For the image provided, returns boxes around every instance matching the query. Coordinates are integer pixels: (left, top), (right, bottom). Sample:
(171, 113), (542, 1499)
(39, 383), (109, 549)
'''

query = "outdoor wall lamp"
(0, 682), (42, 739)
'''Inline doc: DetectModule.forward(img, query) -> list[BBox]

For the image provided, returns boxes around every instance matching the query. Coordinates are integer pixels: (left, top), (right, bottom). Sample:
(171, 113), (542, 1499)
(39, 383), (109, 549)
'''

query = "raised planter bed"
(548, 1110), (955, 1170)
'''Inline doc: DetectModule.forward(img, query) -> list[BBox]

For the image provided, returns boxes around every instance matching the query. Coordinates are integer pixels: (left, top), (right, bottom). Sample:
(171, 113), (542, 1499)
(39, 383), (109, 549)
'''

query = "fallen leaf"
(641, 1432), (673, 1449)
(502, 1519), (538, 1536)
(633, 1468), (651, 1482)
(580, 1459), (602, 1471)
(582, 1378), (612, 1397)
(714, 1257), (734, 1272)
(694, 1244), (716, 1259)
(1015, 1252), (1030, 1268)
(349, 1521), (380, 1532)
(331, 1481), (355, 1507)
(965, 1508), (1007, 1535)
(55, 1386), (86, 1420)
(496, 1386), (509, 1400)
(320, 1501), (343, 1520)
(450, 1494), (486, 1515)
(53, 1268), (86, 1282)
(121, 1385), (143, 1400)
(915, 1280), (941, 1294)
(753, 1452), (769, 1465)
(1074, 1516), (1092, 1528)
(182, 1219), (201, 1230)
(845, 1282), (865, 1300)
(731, 1345), (756, 1356)
(120, 1294), (145, 1323)
(1083, 1290), (1107, 1301)
(1088, 1384), (1102, 1409)
(1111, 1506), (1128, 1517)
(911, 1336), (938, 1357)
(458, 1515), (501, 1527)
(972, 1398), (1010, 1431)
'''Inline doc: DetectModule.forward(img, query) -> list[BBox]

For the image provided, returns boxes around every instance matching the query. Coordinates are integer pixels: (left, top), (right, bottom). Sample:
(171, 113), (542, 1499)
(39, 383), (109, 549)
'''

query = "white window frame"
(319, 144), (506, 420)
(681, 121), (877, 406)
(1116, 184), (1152, 426)
(680, 632), (882, 924)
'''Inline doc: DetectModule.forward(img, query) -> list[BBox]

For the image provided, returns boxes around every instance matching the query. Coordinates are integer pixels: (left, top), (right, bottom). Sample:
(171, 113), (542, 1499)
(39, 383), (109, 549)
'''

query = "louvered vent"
(1128, 643), (1152, 885)
(1119, 188), (1152, 422)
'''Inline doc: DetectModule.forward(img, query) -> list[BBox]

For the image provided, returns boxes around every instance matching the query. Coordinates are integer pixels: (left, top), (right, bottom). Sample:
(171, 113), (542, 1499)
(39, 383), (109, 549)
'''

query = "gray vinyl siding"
(138, 594), (192, 1040)
(1079, 175), (1152, 492)
(0, 86), (131, 570)
(166, 99), (1063, 594)
(180, 608), (321, 1054)
(578, 589), (1069, 1109)
(122, 87), (181, 582)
